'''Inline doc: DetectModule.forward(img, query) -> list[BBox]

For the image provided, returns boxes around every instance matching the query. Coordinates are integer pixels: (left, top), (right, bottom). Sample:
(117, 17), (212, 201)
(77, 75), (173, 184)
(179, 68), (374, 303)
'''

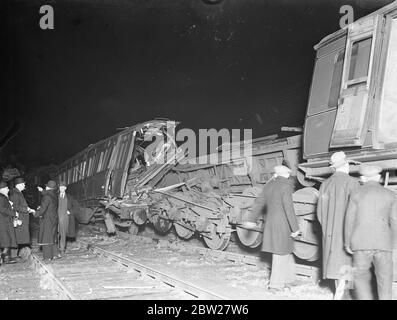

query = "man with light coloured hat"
(317, 151), (359, 299)
(345, 165), (397, 300)
(251, 164), (301, 292)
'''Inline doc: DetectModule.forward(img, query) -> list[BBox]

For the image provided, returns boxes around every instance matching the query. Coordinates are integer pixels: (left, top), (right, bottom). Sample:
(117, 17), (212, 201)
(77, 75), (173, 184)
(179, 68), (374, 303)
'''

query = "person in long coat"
(9, 177), (35, 257)
(317, 151), (359, 297)
(251, 165), (301, 291)
(0, 181), (18, 264)
(57, 182), (78, 253)
(34, 180), (61, 261)
(345, 165), (397, 300)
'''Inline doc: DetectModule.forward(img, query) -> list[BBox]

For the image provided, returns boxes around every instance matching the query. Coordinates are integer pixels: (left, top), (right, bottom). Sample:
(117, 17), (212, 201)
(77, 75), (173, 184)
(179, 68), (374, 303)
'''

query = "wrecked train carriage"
(300, 1), (397, 190)
(54, 119), (179, 227)
(111, 133), (320, 260)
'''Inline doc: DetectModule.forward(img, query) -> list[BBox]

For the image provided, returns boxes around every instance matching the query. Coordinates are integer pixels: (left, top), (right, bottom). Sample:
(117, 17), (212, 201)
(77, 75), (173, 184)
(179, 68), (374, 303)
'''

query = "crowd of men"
(0, 178), (78, 264)
(251, 151), (397, 300)
(1, 152), (396, 300)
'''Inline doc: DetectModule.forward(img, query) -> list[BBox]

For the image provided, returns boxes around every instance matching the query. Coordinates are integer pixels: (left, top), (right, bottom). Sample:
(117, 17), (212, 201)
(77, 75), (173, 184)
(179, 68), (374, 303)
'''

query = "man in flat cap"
(34, 180), (61, 261)
(0, 181), (18, 264)
(57, 182), (78, 254)
(345, 165), (397, 300)
(252, 164), (301, 291)
(317, 151), (359, 298)
(9, 177), (35, 259)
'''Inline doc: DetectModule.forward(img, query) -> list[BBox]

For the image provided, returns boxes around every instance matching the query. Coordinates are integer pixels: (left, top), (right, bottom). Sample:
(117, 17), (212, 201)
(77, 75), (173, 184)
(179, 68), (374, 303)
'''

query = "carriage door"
(108, 131), (136, 198)
(330, 14), (384, 148)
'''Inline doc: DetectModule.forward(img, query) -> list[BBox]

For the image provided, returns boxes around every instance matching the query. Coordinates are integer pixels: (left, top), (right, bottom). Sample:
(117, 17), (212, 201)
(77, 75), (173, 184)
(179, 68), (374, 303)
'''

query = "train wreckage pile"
(98, 125), (320, 261)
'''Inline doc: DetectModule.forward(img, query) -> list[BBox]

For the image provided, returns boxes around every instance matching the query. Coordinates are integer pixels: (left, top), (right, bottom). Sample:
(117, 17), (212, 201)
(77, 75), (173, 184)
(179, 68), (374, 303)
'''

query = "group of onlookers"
(251, 151), (397, 300)
(0, 177), (78, 264)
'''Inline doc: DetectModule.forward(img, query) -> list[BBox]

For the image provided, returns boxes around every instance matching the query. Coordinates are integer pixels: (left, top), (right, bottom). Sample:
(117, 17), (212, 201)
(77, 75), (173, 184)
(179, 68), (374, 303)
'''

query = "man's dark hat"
(0, 181), (8, 189)
(59, 181), (67, 187)
(46, 180), (57, 189)
(14, 177), (25, 185)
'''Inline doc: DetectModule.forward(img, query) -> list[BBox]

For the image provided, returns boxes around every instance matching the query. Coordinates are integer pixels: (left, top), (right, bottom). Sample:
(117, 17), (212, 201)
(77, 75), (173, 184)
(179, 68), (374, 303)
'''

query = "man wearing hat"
(58, 182), (78, 254)
(345, 165), (397, 300)
(0, 181), (18, 264)
(251, 164), (301, 291)
(317, 151), (359, 298)
(34, 180), (61, 261)
(9, 177), (35, 259)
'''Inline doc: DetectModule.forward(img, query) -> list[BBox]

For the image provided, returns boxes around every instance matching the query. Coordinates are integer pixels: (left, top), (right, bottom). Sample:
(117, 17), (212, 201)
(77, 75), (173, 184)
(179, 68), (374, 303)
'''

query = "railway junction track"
(2, 226), (333, 300)
(29, 240), (225, 300)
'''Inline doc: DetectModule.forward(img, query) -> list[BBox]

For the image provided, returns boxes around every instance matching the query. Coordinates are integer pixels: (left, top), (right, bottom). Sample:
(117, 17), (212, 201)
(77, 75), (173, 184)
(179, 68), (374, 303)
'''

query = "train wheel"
(152, 213), (173, 234)
(132, 208), (147, 226)
(293, 187), (319, 216)
(128, 223), (139, 235)
(293, 241), (320, 262)
(236, 187), (263, 248)
(236, 224), (263, 248)
(174, 221), (195, 239)
(203, 217), (231, 251)
(297, 170), (316, 187)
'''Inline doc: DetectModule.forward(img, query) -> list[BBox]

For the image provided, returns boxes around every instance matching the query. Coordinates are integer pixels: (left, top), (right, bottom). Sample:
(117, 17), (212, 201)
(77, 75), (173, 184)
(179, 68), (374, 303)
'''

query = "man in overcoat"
(9, 177), (35, 258)
(34, 180), (61, 261)
(0, 181), (18, 264)
(58, 182), (78, 253)
(252, 165), (301, 291)
(317, 151), (359, 297)
(345, 165), (397, 300)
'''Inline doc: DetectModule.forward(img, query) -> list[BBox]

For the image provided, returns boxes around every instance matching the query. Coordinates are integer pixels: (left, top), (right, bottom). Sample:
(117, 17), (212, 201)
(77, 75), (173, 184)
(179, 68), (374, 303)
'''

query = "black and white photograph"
(1, 0), (397, 303)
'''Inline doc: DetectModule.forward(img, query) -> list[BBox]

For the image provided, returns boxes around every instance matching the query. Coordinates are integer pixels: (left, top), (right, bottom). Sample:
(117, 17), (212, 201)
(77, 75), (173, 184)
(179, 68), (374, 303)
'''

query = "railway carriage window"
(87, 155), (94, 177)
(78, 162), (83, 180)
(81, 161), (87, 179)
(116, 135), (129, 169)
(103, 143), (114, 170)
(68, 168), (72, 184)
(91, 150), (100, 175)
(347, 37), (372, 85)
(97, 151), (105, 173)
(329, 50), (345, 108)
(74, 164), (78, 182)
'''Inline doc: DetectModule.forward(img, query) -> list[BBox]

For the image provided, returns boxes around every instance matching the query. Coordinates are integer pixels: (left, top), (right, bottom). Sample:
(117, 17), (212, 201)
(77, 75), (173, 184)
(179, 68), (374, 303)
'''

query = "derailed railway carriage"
(55, 1), (397, 263)
(55, 119), (319, 260)
(300, 1), (397, 185)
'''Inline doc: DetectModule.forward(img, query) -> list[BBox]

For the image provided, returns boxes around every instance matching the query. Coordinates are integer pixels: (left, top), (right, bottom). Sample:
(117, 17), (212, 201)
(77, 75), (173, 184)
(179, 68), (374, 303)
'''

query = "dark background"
(0, 0), (394, 171)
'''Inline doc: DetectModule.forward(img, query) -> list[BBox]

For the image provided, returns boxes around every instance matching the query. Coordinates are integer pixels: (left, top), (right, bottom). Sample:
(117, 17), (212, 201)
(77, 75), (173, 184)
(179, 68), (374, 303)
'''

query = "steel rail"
(79, 239), (227, 300)
(115, 231), (320, 281)
(30, 253), (77, 300)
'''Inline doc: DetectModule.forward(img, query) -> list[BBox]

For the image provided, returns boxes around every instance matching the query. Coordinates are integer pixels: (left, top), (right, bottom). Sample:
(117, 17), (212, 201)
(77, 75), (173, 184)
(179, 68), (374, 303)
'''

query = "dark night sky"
(0, 0), (394, 169)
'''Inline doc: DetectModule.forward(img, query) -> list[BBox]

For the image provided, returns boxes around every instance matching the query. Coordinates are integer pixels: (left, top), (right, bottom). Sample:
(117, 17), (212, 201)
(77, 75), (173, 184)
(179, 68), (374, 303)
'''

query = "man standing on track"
(9, 177), (35, 259)
(252, 164), (301, 292)
(57, 182), (78, 254)
(0, 181), (18, 265)
(317, 151), (359, 299)
(34, 180), (61, 261)
(345, 165), (397, 300)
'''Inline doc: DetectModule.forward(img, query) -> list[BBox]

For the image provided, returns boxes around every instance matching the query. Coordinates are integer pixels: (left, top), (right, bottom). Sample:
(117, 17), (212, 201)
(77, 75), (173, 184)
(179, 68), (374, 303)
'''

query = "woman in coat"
(34, 180), (61, 261)
(251, 165), (301, 291)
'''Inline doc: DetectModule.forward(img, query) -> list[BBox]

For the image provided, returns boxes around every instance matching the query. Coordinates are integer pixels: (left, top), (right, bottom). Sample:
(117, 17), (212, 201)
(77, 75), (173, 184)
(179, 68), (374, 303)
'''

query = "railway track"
(30, 239), (226, 300)
(79, 227), (332, 300)
(17, 225), (332, 300)
(115, 230), (320, 282)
